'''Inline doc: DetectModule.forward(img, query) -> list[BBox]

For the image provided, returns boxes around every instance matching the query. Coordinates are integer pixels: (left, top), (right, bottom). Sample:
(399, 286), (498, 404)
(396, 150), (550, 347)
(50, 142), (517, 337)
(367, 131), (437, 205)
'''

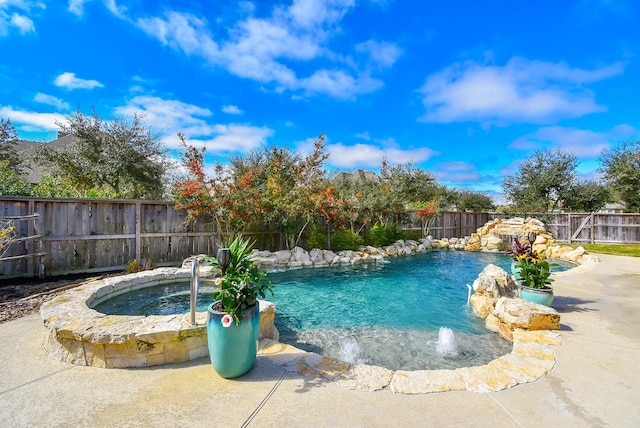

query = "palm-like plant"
(207, 237), (274, 324)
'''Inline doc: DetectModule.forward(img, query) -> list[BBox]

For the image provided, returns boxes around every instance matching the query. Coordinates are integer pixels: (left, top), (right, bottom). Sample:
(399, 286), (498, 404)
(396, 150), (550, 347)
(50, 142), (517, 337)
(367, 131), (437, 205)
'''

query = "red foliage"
(418, 200), (439, 218)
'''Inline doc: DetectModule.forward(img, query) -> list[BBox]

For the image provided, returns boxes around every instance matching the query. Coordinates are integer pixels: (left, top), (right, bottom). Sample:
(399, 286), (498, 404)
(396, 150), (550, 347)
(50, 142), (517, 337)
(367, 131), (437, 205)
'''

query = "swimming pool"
(92, 251), (575, 371)
(268, 251), (518, 370)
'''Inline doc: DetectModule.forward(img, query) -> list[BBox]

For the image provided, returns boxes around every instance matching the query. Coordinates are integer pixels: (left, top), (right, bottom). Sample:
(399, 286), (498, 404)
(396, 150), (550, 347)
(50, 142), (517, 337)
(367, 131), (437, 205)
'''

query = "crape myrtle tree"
(600, 139), (640, 212)
(174, 133), (330, 248)
(502, 149), (578, 212)
(33, 110), (169, 200)
(232, 135), (330, 248)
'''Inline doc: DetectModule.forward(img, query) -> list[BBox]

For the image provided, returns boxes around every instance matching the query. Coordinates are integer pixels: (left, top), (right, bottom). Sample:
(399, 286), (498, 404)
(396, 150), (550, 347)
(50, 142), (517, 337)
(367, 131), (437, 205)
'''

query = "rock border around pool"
(39, 267), (279, 369)
(258, 328), (562, 394)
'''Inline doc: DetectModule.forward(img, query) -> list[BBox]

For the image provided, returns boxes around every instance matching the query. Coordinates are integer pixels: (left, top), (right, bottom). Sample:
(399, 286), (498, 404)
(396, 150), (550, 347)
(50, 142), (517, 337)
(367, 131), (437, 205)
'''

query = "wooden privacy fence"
(2, 196), (640, 278)
(0, 214), (46, 278)
(543, 212), (640, 244)
(403, 211), (492, 239)
(404, 211), (640, 244)
(0, 197), (221, 277)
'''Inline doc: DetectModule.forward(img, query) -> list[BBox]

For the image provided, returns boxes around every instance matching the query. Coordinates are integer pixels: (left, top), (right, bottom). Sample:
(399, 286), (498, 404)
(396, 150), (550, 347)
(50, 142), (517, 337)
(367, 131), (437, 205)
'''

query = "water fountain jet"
(436, 327), (459, 356)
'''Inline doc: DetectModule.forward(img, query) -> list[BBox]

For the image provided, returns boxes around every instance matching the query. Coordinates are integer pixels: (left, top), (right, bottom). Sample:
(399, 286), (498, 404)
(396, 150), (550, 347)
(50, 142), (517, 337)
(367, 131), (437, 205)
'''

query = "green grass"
(568, 243), (640, 257)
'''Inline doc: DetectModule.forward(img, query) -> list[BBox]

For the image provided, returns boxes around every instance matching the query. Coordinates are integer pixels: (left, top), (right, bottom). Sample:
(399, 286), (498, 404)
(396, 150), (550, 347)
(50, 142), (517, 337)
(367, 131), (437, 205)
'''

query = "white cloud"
(222, 105), (243, 115)
(0, 106), (65, 132)
(308, 141), (435, 169)
(67, 0), (89, 16)
(356, 40), (402, 68)
(115, 95), (273, 153)
(509, 124), (640, 158)
(0, 0), (43, 36)
(287, 0), (354, 29)
(10, 13), (34, 33)
(297, 133), (435, 169)
(196, 124), (274, 152)
(54, 72), (104, 90)
(104, 0), (126, 18)
(418, 57), (623, 125)
(299, 69), (382, 98)
(432, 161), (482, 184)
(33, 93), (70, 110)
(133, 2), (390, 99)
(115, 95), (213, 137)
(68, 0), (124, 18)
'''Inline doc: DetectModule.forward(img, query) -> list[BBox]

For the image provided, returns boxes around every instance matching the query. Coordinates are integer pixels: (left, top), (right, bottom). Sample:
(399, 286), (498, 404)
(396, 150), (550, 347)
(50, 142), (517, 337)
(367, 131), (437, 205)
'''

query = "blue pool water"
(268, 251), (573, 370)
(93, 251), (575, 370)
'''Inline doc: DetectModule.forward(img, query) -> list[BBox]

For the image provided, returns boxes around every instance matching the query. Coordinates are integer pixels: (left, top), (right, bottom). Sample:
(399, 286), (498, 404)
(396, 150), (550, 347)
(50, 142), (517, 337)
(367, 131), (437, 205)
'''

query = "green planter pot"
(207, 301), (260, 378)
(511, 262), (555, 306)
(519, 285), (555, 307)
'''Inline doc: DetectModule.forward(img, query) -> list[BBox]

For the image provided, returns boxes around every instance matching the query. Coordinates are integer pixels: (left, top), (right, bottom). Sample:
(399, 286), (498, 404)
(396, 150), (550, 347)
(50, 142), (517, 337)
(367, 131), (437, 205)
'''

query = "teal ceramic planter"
(207, 301), (260, 378)
(519, 285), (554, 306)
(511, 262), (554, 306)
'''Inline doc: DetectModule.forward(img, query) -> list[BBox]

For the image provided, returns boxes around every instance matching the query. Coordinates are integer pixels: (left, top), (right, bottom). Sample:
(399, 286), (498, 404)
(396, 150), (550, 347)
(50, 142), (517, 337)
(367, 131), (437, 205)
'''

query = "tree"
(174, 133), (330, 248)
(379, 159), (438, 206)
(0, 160), (32, 196)
(0, 118), (22, 173)
(502, 149), (578, 212)
(600, 140), (640, 212)
(452, 189), (495, 212)
(33, 110), (169, 199)
(563, 181), (609, 212)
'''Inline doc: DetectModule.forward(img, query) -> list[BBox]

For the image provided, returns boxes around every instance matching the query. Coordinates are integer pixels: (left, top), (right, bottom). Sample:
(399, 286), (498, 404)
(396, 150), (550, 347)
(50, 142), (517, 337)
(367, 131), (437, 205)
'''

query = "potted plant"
(506, 234), (555, 306)
(205, 236), (274, 378)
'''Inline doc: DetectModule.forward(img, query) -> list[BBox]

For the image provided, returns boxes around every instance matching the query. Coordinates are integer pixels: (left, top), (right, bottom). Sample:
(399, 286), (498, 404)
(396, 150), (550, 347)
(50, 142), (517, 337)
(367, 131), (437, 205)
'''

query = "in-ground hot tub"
(40, 266), (278, 368)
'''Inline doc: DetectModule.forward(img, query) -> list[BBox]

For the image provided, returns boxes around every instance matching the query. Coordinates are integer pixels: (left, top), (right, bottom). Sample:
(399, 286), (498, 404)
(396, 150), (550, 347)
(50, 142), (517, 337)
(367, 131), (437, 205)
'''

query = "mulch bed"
(0, 273), (117, 324)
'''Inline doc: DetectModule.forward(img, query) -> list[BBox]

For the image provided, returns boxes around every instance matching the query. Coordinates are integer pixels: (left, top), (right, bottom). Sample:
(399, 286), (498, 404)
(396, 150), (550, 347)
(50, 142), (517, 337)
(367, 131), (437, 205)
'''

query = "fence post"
(27, 199), (35, 276)
(590, 212), (595, 244)
(568, 212), (572, 243)
(135, 201), (141, 264)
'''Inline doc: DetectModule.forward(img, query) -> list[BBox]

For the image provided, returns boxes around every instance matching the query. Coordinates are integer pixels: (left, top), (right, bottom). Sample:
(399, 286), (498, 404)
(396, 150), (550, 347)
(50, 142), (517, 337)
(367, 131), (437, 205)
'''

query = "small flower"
(214, 277), (223, 286)
(221, 314), (233, 328)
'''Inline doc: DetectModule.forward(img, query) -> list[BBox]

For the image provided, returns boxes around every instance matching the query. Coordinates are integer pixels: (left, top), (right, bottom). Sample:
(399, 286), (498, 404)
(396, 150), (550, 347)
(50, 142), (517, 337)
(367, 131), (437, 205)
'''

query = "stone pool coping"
(40, 267), (278, 369)
(39, 253), (595, 394)
(258, 329), (562, 394)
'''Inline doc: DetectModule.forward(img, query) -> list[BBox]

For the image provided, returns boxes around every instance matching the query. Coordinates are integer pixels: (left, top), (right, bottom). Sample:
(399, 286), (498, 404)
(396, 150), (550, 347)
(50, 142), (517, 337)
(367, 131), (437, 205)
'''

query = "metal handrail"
(190, 257), (200, 326)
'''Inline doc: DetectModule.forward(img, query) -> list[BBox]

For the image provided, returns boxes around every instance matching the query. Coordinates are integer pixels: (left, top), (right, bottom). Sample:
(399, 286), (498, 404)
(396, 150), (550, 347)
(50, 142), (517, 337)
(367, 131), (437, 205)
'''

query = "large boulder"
(469, 264), (518, 318)
(485, 297), (560, 341)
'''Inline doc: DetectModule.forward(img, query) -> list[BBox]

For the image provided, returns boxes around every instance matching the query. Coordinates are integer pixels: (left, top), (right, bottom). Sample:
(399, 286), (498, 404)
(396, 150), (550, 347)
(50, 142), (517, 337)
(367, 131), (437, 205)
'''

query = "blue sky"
(1, 0), (639, 203)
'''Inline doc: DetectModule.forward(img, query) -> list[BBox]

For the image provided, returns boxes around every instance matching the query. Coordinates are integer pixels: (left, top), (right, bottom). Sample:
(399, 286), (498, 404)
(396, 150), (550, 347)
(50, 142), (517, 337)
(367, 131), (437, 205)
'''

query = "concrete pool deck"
(1, 253), (639, 426)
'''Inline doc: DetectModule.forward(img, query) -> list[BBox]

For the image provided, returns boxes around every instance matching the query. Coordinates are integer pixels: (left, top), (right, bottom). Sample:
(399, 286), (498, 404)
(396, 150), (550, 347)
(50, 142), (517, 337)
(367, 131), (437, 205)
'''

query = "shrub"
(306, 227), (328, 249)
(125, 259), (156, 273)
(366, 223), (404, 247)
(331, 228), (364, 251)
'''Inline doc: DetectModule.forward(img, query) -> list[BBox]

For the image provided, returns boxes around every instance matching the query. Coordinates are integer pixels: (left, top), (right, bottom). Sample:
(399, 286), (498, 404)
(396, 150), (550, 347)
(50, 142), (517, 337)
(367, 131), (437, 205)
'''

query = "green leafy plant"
(514, 258), (554, 289)
(507, 237), (555, 289)
(206, 237), (274, 325)
(306, 226), (328, 249)
(331, 228), (364, 251)
(366, 223), (404, 247)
